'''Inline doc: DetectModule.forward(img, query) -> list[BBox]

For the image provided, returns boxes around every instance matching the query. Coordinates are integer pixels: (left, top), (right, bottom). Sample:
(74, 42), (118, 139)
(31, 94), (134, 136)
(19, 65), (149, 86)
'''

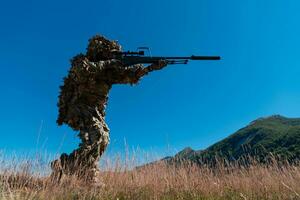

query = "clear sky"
(0, 0), (300, 158)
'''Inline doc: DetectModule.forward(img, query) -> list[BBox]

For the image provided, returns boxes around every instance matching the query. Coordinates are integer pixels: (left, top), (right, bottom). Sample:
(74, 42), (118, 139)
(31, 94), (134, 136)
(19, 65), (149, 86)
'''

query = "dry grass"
(0, 153), (299, 200)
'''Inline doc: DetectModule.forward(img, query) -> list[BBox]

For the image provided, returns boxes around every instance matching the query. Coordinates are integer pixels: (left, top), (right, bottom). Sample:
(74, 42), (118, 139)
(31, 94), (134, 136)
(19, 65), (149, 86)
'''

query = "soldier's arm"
(113, 60), (168, 84)
(136, 60), (168, 78)
(92, 59), (168, 84)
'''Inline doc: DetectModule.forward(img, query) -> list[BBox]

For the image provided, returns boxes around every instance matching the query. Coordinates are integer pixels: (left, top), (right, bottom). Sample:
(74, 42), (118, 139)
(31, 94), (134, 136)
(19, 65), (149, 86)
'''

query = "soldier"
(51, 35), (168, 183)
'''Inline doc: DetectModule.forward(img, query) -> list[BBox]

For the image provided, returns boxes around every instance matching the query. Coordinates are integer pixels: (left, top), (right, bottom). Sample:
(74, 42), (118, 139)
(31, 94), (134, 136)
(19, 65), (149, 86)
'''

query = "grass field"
(0, 153), (299, 200)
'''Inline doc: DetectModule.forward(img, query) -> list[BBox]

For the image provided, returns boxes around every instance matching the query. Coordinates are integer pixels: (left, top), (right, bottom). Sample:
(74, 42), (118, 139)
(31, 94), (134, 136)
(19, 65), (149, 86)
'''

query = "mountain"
(165, 115), (300, 165)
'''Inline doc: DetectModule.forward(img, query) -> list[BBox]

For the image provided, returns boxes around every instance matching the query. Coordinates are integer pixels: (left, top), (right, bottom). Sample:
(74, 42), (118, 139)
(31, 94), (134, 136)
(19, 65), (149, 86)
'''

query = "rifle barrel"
(120, 55), (221, 66)
(162, 56), (220, 60)
(149, 56), (220, 60)
(190, 55), (221, 60)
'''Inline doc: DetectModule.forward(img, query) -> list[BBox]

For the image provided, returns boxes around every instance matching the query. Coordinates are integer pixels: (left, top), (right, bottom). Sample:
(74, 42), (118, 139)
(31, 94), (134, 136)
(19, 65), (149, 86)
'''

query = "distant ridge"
(164, 115), (300, 165)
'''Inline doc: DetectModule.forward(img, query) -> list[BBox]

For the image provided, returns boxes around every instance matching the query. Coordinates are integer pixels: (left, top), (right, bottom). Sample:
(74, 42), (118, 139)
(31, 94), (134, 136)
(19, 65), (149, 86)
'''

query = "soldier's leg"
(78, 117), (110, 182)
(51, 116), (109, 183)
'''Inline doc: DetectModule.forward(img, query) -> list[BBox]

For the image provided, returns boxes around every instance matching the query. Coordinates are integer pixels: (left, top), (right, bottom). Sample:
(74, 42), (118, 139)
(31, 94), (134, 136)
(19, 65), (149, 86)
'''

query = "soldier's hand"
(152, 60), (168, 70)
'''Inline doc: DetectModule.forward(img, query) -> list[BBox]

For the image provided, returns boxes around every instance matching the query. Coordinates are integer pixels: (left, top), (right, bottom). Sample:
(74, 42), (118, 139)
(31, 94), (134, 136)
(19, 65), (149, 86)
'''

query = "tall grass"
(0, 152), (299, 200)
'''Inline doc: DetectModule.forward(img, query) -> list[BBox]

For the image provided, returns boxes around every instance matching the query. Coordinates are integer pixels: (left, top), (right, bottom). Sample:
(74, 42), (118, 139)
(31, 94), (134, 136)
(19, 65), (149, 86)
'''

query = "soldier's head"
(86, 35), (121, 62)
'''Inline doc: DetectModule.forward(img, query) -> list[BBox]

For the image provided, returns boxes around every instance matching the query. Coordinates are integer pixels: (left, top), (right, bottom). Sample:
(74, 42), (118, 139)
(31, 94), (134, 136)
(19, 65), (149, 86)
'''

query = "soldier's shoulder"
(69, 54), (96, 73)
(70, 54), (87, 67)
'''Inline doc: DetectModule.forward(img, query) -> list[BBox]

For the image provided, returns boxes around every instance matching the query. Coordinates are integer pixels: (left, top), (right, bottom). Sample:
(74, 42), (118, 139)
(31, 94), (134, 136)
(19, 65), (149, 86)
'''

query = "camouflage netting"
(51, 35), (167, 183)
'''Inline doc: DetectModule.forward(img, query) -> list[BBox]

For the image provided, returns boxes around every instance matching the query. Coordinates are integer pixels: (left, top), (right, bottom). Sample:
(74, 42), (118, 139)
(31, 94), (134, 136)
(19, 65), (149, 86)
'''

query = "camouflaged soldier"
(51, 35), (168, 183)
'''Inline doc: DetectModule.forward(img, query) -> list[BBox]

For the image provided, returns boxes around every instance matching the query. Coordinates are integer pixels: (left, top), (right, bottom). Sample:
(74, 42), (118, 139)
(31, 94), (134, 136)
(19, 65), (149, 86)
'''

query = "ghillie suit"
(51, 35), (167, 183)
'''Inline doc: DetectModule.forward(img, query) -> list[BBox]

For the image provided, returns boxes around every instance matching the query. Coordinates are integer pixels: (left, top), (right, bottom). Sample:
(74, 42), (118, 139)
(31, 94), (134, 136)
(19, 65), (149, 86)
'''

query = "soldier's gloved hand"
(152, 60), (168, 70)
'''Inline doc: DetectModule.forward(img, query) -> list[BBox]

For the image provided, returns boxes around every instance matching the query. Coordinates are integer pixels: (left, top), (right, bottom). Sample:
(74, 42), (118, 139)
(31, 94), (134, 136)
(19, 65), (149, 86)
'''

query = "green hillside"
(167, 115), (300, 165)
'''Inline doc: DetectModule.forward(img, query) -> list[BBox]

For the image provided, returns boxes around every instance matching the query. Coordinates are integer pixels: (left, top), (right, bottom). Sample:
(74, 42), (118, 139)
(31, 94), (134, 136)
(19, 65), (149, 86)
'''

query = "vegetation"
(0, 154), (300, 200)
(167, 115), (300, 165)
(1, 115), (300, 199)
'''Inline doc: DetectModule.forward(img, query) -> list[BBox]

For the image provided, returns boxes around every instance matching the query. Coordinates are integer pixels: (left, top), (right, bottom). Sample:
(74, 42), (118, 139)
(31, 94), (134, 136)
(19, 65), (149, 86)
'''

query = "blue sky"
(0, 0), (300, 158)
